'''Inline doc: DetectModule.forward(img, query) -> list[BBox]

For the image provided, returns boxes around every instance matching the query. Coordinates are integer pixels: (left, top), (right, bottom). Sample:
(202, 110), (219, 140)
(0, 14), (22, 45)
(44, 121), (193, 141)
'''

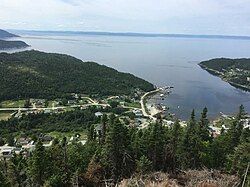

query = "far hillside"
(199, 58), (250, 91)
(0, 40), (29, 50)
(0, 50), (154, 101)
(0, 29), (18, 38)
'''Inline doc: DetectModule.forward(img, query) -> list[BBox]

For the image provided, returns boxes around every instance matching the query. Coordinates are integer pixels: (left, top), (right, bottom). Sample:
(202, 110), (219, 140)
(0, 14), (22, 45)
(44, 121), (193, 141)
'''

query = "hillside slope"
(199, 58), (250, 91)
(0, 29), (18, 38)
(0, 50), (154, 101)
(0, 39), (29, 50)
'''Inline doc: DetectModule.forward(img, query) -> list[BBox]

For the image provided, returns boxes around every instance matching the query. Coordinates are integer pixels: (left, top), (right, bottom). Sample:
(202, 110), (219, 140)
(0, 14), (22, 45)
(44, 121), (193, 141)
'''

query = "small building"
(165, 120), (174, 126)
(0, 145), (21, 158)
(133, 109), (143, 117)
(95, 124), (103, 136)
(16, 137), (31, 146)
(241, 118), (250, 129)
(68, 100), (77, 105)
(95, 112), (103, 117)
(39, 134), (53, 142)
(44, 109), (52, 114)
(30, 99), (46, 107)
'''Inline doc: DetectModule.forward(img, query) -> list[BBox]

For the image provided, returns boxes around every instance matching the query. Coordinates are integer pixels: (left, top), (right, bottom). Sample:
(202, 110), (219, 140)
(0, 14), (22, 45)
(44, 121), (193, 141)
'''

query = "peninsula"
(0, 29), (29, 50)
(199, 58), (250, 91)
(0, 29), (18, 38)
(0, 39), (29, 50)
(0, 50), (154, 101)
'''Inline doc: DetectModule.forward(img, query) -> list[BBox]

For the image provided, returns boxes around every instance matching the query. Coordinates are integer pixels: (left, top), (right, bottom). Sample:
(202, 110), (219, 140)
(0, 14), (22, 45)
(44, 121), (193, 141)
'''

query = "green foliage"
(108, 100), (119, 108)
(228, 142), (250, 176)
(6, 134), (15, 146)
(200, 58), (250, 90)
(8, 153), (27, 186)
(0, 108), (98, 137)
(136, 155), (152, 174)
(0, 39), (28, 50)
(0, 50), (154, 101)
(102, 119), (132, 181)
(181, 110), (202, 169)
(200, 58), (250, 72)
(28, 140), (50, 185)
(0, 105), (248, 186)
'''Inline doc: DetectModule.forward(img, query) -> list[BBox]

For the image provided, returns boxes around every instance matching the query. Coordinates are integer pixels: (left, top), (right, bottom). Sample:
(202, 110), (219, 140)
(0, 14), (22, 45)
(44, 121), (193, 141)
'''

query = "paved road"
(0, 103), (109, 112)
(140, 88), (161, 119)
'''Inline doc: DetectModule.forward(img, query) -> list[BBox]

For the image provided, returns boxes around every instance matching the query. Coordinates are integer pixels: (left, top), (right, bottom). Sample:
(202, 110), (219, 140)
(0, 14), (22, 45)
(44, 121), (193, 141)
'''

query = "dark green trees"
(103, 119), (132, 181)
(28, 140), (49, 186)
(166, 120), (182, 172)
(181, 110), (202, 169)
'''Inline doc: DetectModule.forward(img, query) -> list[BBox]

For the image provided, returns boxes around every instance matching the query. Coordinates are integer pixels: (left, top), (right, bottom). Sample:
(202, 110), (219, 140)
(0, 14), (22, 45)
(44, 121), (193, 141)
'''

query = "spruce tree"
(103, 119), (132, 181)
(167, 120), (182, 172)
(147, 122), (166, 171)
(199, 107), (211, 142)
(28, 140), (49, 186)
(181, 110), (202, 169)
(101, 114), (108, 144)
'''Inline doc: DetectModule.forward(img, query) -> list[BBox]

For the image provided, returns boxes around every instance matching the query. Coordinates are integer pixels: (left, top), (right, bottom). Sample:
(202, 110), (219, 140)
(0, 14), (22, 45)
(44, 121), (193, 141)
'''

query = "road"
(0, 103), (109, 112)
(140, 88), (161, 119)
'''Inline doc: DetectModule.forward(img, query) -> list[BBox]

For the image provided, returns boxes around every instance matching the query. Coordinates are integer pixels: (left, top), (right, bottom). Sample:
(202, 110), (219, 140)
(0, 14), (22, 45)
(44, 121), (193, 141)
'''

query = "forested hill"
(0, 50), (154, 101)
(199, 58), (250, 91)
(0, 39), (29, 50)
(199, 58), (250, 71)
(0, 29), (18, 38)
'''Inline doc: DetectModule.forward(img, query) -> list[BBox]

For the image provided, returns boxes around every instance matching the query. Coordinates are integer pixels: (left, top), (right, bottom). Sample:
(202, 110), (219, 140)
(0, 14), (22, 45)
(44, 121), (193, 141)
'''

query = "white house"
(95, 112), (103, 117)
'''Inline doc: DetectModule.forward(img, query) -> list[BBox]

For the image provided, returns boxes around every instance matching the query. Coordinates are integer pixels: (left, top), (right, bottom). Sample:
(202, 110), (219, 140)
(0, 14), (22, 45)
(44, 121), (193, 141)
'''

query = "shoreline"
(140, 88), (161, 117)
(199, 64), (250, 92)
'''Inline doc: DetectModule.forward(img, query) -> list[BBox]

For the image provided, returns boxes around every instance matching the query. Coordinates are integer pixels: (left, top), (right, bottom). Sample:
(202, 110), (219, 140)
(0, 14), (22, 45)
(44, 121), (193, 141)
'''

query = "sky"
(0, 0), (250, 35)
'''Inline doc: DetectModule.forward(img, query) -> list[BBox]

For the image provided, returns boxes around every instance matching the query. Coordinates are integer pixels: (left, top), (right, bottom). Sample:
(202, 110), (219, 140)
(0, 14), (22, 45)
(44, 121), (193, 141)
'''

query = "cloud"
(0, 0), (249, 35)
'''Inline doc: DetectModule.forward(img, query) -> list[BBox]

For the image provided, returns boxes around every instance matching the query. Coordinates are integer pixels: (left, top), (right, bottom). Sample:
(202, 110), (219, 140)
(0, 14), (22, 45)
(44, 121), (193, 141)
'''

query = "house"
(95, 112), (103, 117)
(95, 124), (103, 136)
(133, 109), (143, 117)
(44, 109), (52, 114)
(30, 99), (46, 107)
(241, 118), (250, 129)
(68, 100), (77, 105)
(165, 120), (174, 126)
(39, 134), (53, 142)
(16, 137), (31, 146)
(0, 145), (22, 158)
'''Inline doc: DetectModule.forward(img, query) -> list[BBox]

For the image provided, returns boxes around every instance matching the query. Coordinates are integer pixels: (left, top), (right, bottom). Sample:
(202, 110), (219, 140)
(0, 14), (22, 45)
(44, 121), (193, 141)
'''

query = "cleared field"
(124, 102), (141, 108)
(0, 112), (12, 121)
(48, 131), (87, 140)
(1, 100), (26, 108)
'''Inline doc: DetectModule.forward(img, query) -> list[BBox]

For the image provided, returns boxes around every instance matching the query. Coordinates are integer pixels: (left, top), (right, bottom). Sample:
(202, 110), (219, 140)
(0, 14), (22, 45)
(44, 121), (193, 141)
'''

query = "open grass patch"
(124, 102), (141, 108)
(1, 100), (26, 108)
(48, 131), (87, 140)
(0, 112), (13, 121)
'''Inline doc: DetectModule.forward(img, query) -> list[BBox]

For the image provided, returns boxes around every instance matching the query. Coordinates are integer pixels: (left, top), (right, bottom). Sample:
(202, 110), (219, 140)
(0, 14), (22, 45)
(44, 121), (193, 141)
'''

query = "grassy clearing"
(124, 102), (141, 108)
(48, 131), (87, 140)
(1, 100), (26, 108)
(47, 101), (55, 108)
(0, 112), (12, 121)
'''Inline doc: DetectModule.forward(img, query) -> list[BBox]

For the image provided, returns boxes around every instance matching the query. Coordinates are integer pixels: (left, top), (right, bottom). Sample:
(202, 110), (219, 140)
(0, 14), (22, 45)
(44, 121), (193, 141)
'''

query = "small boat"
(160, 94), (164, 97)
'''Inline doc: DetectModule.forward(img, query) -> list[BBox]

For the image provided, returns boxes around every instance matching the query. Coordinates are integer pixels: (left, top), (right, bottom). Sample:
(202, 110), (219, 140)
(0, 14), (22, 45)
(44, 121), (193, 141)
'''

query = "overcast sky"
(0, 0), (250, 35)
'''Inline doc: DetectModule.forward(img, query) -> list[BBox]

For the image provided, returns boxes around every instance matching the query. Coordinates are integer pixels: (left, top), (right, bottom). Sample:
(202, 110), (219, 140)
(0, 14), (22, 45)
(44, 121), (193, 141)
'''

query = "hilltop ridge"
(0, 50), (154, 101)
(0, 29), (19, 38)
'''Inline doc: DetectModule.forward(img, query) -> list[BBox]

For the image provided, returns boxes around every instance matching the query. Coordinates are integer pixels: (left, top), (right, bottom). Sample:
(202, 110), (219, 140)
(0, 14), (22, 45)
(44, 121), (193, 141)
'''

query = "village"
(0, 87), (249, 159)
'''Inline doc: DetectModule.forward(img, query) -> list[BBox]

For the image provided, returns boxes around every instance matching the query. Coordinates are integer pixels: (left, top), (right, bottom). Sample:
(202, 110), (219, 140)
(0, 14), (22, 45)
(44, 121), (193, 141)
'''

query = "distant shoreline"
(199, 64), (250, 92)
(8, 29), (250, 40)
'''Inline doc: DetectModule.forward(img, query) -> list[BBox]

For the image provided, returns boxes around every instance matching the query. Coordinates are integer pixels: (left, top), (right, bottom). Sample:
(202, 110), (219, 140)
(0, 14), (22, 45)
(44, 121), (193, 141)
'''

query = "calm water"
(3, 31), (250, 119)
